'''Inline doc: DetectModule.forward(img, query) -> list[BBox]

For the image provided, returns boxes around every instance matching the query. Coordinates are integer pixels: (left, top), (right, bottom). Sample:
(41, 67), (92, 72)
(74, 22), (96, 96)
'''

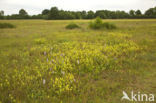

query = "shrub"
(0, 23), (15, 29)
(89, 17), (117, 30)
(65, 23), (80, 29)
(89, 17), (103, 29)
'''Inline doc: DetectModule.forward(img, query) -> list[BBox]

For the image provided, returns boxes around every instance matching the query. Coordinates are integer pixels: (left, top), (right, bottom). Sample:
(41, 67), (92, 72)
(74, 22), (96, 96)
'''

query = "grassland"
(0, 19), (156, 103)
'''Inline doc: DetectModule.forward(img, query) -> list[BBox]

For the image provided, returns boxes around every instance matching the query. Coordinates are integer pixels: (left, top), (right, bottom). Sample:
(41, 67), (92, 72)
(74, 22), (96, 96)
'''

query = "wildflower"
(43, 79), (46, 85)
(51, 59), (55, 63)
(61, 71), (65, 75)
(77, 60), (80, 64)
(60, 53), (64, 57)
(114, 57), (117, 60)
(49, 68), (52, 71)
(52, 71), (55, 74)
(62, 60), (64, 64)
(44, 51), (46, 55)
(49, 61), (52, 64)
(104, 44), (107, 47)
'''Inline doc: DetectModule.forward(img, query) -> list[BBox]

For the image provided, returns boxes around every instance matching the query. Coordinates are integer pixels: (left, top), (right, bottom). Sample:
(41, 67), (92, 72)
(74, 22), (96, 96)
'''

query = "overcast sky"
(0, 0), (156, 15)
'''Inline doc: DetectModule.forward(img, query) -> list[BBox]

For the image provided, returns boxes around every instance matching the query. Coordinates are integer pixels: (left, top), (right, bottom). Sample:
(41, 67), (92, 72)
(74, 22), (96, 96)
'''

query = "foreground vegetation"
(0, 19), (156, 103)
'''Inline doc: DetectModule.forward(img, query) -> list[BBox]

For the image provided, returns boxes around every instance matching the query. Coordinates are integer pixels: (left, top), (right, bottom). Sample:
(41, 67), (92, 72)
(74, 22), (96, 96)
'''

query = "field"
(0, 19), (156, 103)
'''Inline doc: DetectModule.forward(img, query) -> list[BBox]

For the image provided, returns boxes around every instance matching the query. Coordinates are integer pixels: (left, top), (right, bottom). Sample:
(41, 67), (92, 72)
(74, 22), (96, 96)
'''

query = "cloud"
(0, 0), (156, 15)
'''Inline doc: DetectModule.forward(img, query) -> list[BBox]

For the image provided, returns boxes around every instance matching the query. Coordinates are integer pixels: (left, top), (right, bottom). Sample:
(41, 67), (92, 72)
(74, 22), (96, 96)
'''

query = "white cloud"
(0, 0), (156, 15)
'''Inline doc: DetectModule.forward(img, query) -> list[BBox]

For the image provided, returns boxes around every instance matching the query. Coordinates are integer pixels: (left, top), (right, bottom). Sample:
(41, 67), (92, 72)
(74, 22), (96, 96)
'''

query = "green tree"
(135, 10), (142, 15)
(86, 11), (94, 19)
(18, 9), (29, 19)
(129, 10), (135, 17)
(145, 7), (156, 18)
(95, 10), (107, 19)
(0, 10), (4, 19)
(48, 7), (59, 19)
(0, 10), (4, 16)
(59, 11), (75, 20)
(19, 9), (28, 16)
(80, 11), (87, 19)
(42, 9), (49, 15)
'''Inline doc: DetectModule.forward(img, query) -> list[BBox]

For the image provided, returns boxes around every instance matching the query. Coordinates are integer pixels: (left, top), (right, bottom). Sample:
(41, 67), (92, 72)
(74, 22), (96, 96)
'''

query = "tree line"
(0, 6), (156, 20)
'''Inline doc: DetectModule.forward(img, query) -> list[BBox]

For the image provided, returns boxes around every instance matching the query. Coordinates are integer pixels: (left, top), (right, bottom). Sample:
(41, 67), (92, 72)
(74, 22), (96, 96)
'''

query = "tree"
(74, 12), (81, 19)
(48, 7), (59, 19)
(19, 9), (28, 16)
(42, 9), (49, 15)
(31, 14), (43, 19)
(0, 10), (4, 16)
(118, 11), (129, 18)
(42, 9), (50, 19)
(0, 10), (4, 19)
(129, 10), (135, 17)
(18, 9), (29, 19)
(109, 11), (117, 19)
(1, 6), (156, 20)
(86, 11), (94, 19)
(95, 10), (107, 19)
(58, 11), (75, 19)
(135, 10), (142, 15)
(80, 11), (87, 19)
(145, 7), (156, 18)
(134, 10), (142, 18)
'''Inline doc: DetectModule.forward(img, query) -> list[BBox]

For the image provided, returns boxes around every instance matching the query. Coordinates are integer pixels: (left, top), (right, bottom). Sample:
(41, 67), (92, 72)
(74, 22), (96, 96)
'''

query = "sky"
(0, 0), (156, 15)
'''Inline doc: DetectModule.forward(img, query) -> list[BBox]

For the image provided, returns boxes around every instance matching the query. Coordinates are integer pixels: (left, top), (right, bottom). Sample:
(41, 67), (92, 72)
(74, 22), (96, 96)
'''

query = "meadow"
(0, 19), (156, 103)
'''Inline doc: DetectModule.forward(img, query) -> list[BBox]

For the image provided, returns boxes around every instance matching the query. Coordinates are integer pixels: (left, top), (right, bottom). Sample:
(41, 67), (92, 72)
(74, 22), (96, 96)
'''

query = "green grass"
(0, 23), (15, 29)
(0, 19), (156, 103)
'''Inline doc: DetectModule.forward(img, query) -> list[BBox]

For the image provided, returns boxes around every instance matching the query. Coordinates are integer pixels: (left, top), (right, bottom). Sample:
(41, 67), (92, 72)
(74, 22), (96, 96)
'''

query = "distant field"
(0, 19), (156, 103)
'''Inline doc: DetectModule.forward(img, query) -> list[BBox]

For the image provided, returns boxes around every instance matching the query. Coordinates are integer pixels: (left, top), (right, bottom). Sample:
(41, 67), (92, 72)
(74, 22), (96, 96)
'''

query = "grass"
(34, 38), (47, 44)
(0, 19), (156, 103)
(0, 23), (15, 29)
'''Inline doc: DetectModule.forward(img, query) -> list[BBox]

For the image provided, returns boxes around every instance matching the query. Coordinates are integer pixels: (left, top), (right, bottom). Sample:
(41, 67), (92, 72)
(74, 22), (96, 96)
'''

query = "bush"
(0, 23), (15, 29)
(89, 17), (103, 29)
(89, 17), (117, 30)
(65, 23), (80, 29)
